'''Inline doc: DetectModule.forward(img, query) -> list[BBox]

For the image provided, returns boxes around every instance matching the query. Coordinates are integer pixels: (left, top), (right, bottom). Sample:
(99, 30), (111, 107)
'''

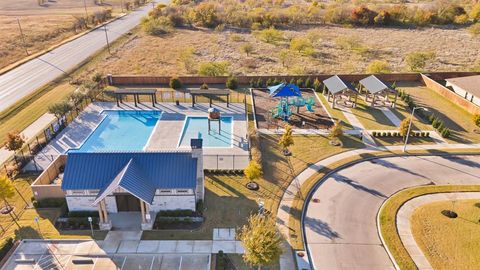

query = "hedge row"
(249, 77), (321, 91)
(372, 131), (430, 138)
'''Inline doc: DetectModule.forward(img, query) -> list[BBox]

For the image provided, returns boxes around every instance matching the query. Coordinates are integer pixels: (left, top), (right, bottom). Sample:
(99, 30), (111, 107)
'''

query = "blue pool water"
(179, 117), (232, 148)
(73, 110), (161, 152)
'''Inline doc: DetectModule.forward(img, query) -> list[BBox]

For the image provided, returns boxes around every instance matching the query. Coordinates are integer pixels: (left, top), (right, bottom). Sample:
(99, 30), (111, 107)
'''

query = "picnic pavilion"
(359, 75), (398, 108)
(322, 75), (359, 109)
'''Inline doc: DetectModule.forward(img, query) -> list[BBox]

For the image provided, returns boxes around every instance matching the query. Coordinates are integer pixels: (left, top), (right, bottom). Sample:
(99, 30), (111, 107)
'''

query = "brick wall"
(421, 74), (480, 115)
(107, 72), (480, 87)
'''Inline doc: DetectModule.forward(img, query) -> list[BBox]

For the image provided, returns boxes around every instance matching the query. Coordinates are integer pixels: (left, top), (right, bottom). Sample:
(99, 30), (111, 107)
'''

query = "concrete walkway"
(0, 112), (55, 165)
(276, 144), (480, 270)
(378, 107), (402, 127)
(394, 192), (480, 270)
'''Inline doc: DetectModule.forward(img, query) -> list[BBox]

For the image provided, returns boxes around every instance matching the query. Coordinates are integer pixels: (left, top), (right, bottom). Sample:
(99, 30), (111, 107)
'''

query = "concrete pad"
(137, 241), (160, 253)
(211, 241), (236, 253)
(213, 228), (236, 241)
(88, 241), (107, 256)
(180, 254), (210, 270)
(15, 241), (48, 255)
(111, 255), (127, 269)
(74, 241), (95, 255)
(101, 240), (120, 254)
(93, 256), (121, 270)
(157, 254), (181, 269)
(117, 240), (140, 254)
(193, 241), (213, 254)
(2, 255), (42, 270)
(156, 241), (177, 253)
(175, 240), (194, 253)
(150, 255), (163, 270)
(105, 231), (142, 242)
(48, 241), (78, 255)
(235, 241), (245, 254)
(122, 255), (154, 270)
(65, 255), (96, 270)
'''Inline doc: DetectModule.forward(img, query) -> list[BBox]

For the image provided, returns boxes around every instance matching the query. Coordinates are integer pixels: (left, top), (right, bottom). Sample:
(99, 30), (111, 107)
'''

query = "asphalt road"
(0, 1), (166, 112)
(304, 155), (480, 270)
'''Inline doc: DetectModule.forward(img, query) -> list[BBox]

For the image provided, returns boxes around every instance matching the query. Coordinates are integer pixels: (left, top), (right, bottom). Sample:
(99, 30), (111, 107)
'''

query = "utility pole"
(17, 18), (29, 56)
(104, 25), (111, 54)
(83, 0), (88, 19)
(121, 0), (124, 12)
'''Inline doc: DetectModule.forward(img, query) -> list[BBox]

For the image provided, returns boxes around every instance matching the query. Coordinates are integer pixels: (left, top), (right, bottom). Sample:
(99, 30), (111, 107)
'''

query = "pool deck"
(28, 102), (249, 171)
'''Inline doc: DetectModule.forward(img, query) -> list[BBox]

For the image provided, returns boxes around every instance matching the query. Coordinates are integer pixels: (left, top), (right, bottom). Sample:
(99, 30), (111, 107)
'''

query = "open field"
(0, 0), (125, 69)
(81, 25), (480, 77)
(400, 82), (480, 144)
(411, 199), (480, 270)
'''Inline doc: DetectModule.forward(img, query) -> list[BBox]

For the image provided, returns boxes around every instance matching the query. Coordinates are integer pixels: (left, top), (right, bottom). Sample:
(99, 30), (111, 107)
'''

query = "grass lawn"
(0, 81), (75, 140)
(0, 174), (107, 251)
(348, 96), (430, 131)
(379, 185), (480, 270)
(400, 83), (480, 144)
(411, 199), (480, 270)
(316, 93), (353, 129)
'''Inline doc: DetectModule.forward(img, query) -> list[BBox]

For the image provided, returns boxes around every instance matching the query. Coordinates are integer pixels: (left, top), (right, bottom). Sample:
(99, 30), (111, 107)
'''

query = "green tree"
(226, 76), (238, 90)
(474, 114), (480, 128)
(278, 49), (291, 67)
(198, 61), (230, 76)
(191, 2), (220, 28)
(399, 117), (411, 139)
(169, 77), (182, 89)
(366, 60), (391, 74)
(289, 37), (313, 54)
(4, 131), (25, 152)
(0, 175), (20, 227)
(255, 28), (284, 44)
(69, 91), (86, 107)
(313, 78), (321, 92)
(244, 160), (262, 182)
(238, 213), (283, 270)
(405, 51), (436, 72)
(140, 16), (173, 36)
(48, 101), (73, 119)
(240, 43), (254, 56)
(329, 121), (343, 143)
(278, 124), (294, 155)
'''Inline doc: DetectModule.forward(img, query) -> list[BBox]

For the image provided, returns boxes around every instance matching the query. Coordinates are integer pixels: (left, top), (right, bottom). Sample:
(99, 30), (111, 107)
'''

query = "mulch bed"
(251, 88), (333, 130)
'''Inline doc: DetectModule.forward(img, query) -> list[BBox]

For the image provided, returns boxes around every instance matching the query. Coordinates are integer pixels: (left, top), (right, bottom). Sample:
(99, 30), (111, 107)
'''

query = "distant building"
(445, 75), (480, 107)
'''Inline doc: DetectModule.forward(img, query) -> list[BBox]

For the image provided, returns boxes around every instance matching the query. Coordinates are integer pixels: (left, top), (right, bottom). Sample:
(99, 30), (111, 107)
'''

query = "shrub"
(351, 6), (377, 26)
(441, 128), (451, 138)
(426, 132), (430, 137)
(386, 132), (392, 137)
(226, 76), (238, 90)
(290, 37), (314, 55)
(296, 78), (304, 88)
(428, 114), (436, 124)
(0, 238), (14, 260)
(198, 61), (230, 76)
(304, 77), (312, 88)
(200, 83), (209, 90)
(240, 43), (254, 56)
(34, 198), (67, 208)
(68, 211), (99, 218)
(372, 131), (377, 137)
(432, 117), (440, 129)
(474, 114), (480, 128)
(469, 23), (480, 37)
(366, 60), (391, 74)
(191, 2), (220, 28)
(249, 79), (256, 88)
(405, 51), (436, 72)
(374, 10), (391, 25)
(471, 2), (480, 22)
(257, 78), (265, 88)
(313, 78), (321, 92)
(266, 78), (273, 87)
(4, 131), (25, 152)
(169, 77), (182, 89)
(254, 28), (284, 44)
(157, 209), (196, 217)
(48, 101), (73, 119)
(382, 132), (387, 137)
(141, 16), (173, 36)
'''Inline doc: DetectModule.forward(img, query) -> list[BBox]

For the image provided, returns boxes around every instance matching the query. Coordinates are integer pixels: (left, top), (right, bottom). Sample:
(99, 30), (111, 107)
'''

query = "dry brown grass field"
(0, 0), (125, 69)
(82, 25), (480, 78)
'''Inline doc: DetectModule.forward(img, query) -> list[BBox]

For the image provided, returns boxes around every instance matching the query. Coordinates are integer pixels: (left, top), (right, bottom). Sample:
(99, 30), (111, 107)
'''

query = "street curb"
(0, 13), (127, 76)
(299, 152), (480, 270)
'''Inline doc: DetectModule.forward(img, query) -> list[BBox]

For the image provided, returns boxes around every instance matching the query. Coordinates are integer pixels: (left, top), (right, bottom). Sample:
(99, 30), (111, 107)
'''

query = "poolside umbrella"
(269, 83), (302, 98)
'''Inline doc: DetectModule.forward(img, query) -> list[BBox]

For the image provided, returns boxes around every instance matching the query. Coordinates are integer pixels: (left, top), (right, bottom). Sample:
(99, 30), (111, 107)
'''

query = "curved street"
(304, 155), (480, 270)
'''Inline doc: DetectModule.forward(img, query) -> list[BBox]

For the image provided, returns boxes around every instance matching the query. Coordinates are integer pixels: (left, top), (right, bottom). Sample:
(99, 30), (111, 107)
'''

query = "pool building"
(62, 139), (204, 230)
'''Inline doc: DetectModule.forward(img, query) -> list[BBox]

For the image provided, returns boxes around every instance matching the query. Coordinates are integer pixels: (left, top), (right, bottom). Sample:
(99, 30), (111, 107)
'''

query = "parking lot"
(2, 240), (212, 270)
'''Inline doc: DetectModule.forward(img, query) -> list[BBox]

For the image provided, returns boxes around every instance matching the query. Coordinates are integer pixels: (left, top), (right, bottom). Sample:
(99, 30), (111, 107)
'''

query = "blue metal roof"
(269, 84), (302, 97)
(62, 152), (198, 195)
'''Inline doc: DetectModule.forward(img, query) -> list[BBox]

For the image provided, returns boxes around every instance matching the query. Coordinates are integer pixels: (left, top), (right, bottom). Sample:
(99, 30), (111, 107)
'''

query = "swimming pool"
(72, 110), (161, 152)
(178, 117), (233, 148)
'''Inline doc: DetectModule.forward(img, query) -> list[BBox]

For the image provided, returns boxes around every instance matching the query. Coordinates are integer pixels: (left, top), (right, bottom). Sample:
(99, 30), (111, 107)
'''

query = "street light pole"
(88, 217), (94, 238)
(403, 107), (427, 152)
(104, 25), (111, 54)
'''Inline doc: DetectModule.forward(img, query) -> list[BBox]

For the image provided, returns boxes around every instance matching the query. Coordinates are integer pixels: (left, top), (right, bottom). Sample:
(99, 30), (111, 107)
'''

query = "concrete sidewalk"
(394, 192), (480, 270)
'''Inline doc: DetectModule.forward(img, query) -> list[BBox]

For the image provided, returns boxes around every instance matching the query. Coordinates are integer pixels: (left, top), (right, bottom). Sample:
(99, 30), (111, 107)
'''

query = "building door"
(115, 194), (141, 212)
